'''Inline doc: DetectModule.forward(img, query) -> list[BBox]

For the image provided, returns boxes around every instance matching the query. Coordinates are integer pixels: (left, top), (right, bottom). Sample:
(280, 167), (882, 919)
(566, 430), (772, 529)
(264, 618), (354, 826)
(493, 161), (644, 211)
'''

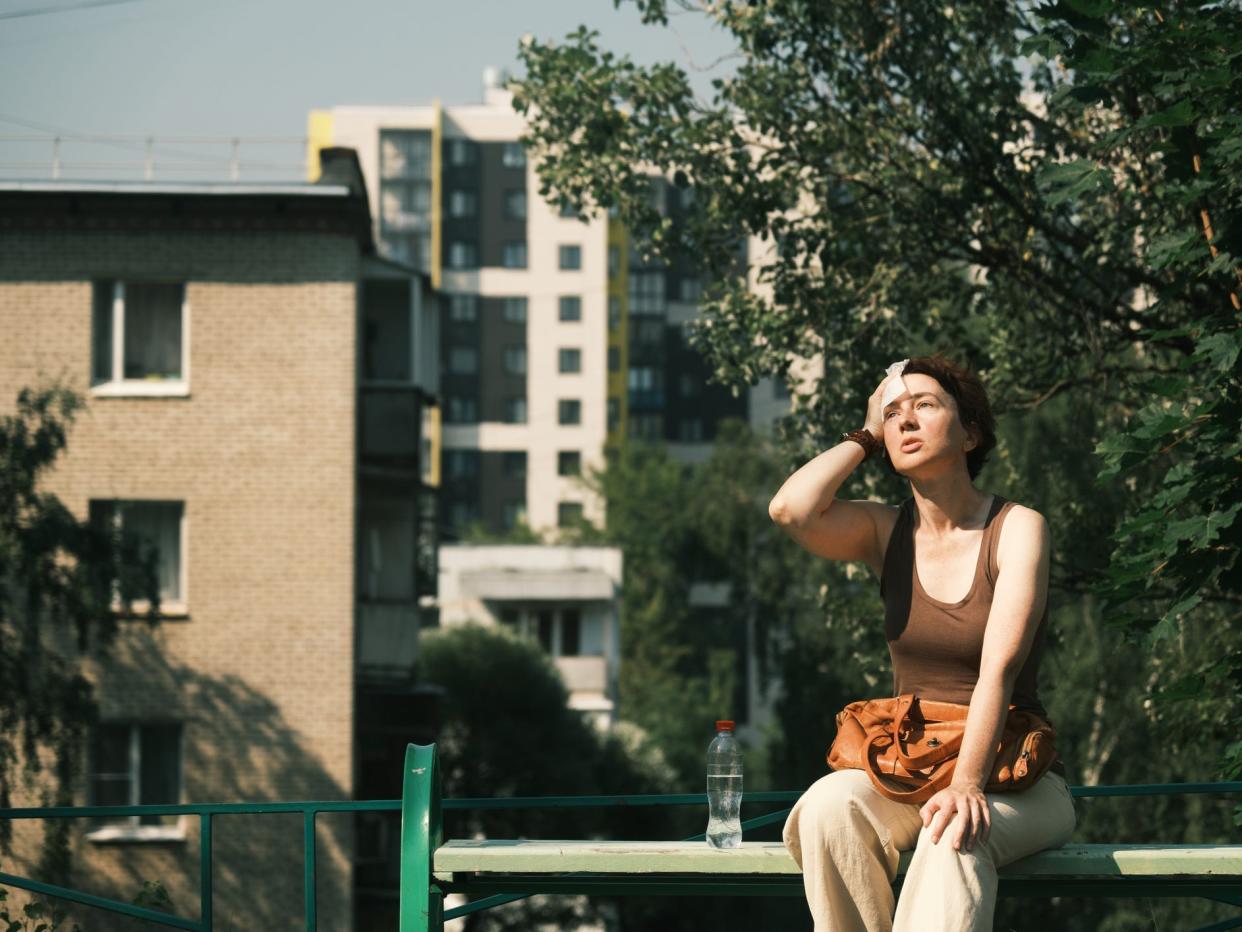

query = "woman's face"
(882, 373), (975, 473)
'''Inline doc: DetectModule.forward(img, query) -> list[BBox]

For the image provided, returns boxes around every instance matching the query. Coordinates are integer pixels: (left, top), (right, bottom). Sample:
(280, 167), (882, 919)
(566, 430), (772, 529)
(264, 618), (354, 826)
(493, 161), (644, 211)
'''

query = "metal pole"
(229, 138), (239, 181)
(145, 136), (154, 181)
(199, 813), (213, 930)
(304, 810), (317, 931)
(52, 136), (60, 179)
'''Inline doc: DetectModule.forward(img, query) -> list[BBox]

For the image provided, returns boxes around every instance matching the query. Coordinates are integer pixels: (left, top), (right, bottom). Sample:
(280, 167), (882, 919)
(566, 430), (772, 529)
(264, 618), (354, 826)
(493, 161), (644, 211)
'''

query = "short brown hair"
(881, 354), (996, 481)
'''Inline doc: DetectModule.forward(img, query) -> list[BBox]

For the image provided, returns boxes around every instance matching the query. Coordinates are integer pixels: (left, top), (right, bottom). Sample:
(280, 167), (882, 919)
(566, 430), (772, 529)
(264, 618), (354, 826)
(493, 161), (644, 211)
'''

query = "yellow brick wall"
(0, 228), (359, 930)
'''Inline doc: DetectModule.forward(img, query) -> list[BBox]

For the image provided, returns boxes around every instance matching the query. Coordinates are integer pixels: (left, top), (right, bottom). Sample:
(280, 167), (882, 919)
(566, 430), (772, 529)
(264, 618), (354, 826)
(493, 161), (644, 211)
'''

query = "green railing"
(2, 780), (1241, 930)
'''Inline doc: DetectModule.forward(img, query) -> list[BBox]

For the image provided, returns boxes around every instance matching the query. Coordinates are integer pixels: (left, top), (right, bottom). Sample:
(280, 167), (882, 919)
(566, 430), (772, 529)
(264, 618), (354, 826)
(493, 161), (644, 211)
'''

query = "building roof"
(0, 147), (375, 251)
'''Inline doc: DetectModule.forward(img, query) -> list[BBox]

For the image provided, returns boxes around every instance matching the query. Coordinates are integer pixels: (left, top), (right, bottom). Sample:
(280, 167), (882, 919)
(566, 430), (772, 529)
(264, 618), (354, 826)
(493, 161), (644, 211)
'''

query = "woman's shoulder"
(991, 498), (1050, 574)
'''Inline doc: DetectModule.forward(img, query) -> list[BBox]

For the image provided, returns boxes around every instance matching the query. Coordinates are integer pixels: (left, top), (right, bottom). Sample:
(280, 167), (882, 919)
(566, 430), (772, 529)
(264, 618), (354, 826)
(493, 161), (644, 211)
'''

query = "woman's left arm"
(920, 507), (1052, 852)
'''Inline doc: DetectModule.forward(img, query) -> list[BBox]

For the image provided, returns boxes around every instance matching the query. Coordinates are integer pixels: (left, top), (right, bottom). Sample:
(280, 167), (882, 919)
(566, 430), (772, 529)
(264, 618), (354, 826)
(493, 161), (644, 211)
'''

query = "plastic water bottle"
(706, 719), (743, 849)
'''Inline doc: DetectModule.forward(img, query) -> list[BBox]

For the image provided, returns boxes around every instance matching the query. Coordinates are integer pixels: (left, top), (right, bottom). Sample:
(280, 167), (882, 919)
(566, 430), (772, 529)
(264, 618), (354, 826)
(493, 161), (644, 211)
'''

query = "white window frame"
(92, 281), (191, 398)
(94, 499), (189, 618)
(85, 722), (186, 843)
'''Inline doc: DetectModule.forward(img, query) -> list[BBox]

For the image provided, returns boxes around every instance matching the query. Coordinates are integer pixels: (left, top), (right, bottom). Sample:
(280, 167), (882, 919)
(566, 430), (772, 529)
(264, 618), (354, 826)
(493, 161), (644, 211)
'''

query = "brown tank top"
(880, 494), (1051, 720)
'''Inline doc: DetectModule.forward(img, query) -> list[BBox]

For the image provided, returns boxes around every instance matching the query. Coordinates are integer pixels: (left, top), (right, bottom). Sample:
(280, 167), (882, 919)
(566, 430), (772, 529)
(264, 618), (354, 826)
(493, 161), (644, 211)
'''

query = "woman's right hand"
(863, 372), (899, 441)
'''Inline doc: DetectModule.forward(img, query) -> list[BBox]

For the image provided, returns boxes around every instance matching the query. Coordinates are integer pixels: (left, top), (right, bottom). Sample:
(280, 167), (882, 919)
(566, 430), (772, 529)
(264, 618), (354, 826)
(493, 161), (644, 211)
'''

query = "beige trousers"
(782, 769), (1076, 932)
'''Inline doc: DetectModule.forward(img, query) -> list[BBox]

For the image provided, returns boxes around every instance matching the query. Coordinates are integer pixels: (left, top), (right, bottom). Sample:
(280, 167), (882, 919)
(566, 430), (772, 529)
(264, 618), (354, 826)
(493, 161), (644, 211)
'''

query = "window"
(628, 271), (666, 314)
(92, 281), (187, 394)
(558, 245), (582, 270)
(774, 379), (791, 400)
(679, 277), (702, 303)
(628, 367), (658, 391)
(502, 142), (526, 168)
(502, 242), (528, 269)
(448, 242), (478, 269)
(679, 373), (700, 397)
(446, 397), (479, 424)
(608, 296), (622, 331)
(503, 346), (527, 375)
(557, 451), (581, 476)
(608, 346), (621, 373)
(558, 202), (580, 220)
(501, 451), (527, 479)
(504, 396), (527, 424)
(608, 245), (621, 277)
(90, 500), (185, 605)
(448, 346), (478, 375)
(501, 297), (528, 324)
(559, 296), (581, 322)
(381, 131), (431, 179)
(88, 722), (182, 837)
(557, 501), (584, 528)
(502, 502), (524, 530)
(629, 413), (663, 439)
(635, 319), (663, 345)
(449, 294), (479, 323)
(388, 234), (431, 271)
(446, 138), (477, 167)
(559, 348), (581, 374)
(504, 190), (527, 220)
(448, 500), (480, 530)
(503, 607), (601, 657)
(558, 399), (581, 425)
(607, 398), (620, 432)
(679, 417), (705, 442)
(448, 190), (477, 219)
(445, 449), (479, 478)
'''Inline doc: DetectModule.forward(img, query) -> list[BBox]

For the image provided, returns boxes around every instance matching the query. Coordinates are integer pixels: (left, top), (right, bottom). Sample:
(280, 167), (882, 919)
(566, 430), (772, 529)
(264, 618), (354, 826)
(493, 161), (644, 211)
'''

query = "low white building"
(436, 544), (622, 729)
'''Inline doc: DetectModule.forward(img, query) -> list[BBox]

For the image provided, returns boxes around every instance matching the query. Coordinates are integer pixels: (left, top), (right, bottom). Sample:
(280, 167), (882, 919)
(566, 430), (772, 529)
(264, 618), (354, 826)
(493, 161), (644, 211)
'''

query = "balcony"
(359, 386), (424, 466)
(357, 602), (420, 680)
(555, 655), (607, 695)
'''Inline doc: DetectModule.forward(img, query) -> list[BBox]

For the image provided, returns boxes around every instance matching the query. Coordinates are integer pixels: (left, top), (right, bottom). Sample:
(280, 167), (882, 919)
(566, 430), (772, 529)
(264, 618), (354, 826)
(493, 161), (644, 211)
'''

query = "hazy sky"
(0, 0), (737, 157)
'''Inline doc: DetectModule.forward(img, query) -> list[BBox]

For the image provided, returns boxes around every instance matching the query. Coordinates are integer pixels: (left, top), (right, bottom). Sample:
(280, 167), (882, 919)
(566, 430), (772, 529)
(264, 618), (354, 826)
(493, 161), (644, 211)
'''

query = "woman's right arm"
(767, 377), (894, 572)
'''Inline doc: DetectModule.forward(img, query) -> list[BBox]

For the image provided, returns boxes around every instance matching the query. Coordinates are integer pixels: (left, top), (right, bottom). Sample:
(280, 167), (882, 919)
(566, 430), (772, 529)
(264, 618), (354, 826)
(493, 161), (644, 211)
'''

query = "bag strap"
(861, 728), (957, 804)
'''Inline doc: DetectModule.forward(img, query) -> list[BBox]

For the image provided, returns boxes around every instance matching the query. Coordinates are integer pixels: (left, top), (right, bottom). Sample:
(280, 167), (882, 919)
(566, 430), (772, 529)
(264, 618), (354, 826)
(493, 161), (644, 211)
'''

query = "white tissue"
(880, 359), (910, 410)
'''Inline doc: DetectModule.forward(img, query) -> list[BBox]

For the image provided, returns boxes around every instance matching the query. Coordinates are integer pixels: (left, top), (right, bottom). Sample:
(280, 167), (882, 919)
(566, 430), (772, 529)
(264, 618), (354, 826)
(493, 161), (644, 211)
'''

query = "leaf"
(1164, 503), (1242, 550)
(1155, 673), (1205, 703)
(1136, 99), (1197, 129)
(1193, 331), (1242, 374)
(1036, 159), (1109, 206)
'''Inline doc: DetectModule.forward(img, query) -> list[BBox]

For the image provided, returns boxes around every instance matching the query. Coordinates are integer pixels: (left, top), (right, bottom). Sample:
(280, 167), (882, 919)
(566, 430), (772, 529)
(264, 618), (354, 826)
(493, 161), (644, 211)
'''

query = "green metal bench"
(398, 743), (1242, 932)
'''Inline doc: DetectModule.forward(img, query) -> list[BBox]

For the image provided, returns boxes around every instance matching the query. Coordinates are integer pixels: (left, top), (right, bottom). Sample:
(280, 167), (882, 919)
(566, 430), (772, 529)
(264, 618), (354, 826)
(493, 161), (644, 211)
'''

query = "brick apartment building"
(0, 148), (439, 929)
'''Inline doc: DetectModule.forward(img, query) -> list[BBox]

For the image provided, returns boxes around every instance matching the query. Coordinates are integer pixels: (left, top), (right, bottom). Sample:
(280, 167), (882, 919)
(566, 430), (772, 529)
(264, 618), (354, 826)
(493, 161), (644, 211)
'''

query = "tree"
(1026, 0), (1242, 804)
(514, 2), (1240, 925)
(0, 385), (158, 875)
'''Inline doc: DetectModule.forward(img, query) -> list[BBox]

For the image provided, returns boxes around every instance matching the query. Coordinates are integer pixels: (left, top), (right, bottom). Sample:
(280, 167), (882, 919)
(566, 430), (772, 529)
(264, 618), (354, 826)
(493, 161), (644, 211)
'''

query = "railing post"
(399, 743), (442, 932)
(199, 813), (213, 930)
(304, 810), (317, 931)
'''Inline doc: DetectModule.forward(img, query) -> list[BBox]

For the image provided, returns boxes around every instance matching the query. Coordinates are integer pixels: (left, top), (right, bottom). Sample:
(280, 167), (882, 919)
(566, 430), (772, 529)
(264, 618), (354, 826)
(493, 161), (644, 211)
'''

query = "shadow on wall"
(10, 624), (353, 932)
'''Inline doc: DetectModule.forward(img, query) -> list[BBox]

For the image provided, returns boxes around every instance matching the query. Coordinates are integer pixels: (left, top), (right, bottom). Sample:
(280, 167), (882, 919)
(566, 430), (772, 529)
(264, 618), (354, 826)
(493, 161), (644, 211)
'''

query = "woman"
(768, 354), (1075, 932)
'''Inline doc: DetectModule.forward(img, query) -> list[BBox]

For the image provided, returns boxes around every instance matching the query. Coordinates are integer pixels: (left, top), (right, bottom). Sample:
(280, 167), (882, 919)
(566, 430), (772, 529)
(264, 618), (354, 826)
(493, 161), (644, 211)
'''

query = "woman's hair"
(880, 354), (997, 481)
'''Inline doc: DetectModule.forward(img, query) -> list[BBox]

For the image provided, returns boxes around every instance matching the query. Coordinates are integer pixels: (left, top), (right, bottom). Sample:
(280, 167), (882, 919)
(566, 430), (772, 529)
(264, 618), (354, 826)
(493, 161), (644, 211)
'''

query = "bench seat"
(434, 840), (1242, 883)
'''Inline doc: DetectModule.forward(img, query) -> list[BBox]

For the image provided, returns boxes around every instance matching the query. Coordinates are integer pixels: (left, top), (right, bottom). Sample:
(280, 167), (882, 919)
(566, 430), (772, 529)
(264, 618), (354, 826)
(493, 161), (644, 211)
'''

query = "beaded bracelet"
(841, 428), (880, 460)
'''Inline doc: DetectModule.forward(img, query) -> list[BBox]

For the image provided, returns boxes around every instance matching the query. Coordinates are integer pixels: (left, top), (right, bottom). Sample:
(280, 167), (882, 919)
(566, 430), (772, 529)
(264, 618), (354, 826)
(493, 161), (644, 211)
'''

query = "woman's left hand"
(920, 783), (991, 852)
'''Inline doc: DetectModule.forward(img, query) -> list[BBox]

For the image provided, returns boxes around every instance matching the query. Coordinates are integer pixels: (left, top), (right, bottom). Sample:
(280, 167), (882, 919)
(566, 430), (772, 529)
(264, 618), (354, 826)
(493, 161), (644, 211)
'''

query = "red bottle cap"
(715, 720), (735, 732)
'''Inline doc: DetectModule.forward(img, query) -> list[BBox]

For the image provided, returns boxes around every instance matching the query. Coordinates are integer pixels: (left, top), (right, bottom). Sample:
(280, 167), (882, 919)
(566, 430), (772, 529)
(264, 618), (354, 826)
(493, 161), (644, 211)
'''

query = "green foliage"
(0, 883), (79, 932)
(1028, 3), (1242, 808)
(0, 385), (160, 865)
(415, 622), (684, 930)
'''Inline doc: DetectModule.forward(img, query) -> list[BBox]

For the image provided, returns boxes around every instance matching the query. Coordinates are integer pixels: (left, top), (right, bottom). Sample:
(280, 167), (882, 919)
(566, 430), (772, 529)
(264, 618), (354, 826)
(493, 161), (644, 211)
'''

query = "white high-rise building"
(309, 70), (790, 543)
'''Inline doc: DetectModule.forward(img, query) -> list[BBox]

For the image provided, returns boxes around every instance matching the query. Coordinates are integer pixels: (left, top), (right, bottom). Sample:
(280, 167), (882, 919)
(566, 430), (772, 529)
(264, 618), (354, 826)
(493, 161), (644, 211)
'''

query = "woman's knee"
(790, 769), (880, 839)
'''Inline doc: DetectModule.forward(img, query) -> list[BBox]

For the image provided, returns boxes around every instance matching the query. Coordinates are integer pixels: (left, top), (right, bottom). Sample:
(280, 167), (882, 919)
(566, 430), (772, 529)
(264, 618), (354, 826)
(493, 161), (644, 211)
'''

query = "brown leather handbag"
(827, 694), (1058, 803)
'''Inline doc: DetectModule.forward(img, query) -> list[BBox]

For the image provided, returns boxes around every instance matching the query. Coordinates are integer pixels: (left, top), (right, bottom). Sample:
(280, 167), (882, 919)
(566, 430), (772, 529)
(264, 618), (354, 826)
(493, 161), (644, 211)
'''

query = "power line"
(0, 0), (148, 22)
